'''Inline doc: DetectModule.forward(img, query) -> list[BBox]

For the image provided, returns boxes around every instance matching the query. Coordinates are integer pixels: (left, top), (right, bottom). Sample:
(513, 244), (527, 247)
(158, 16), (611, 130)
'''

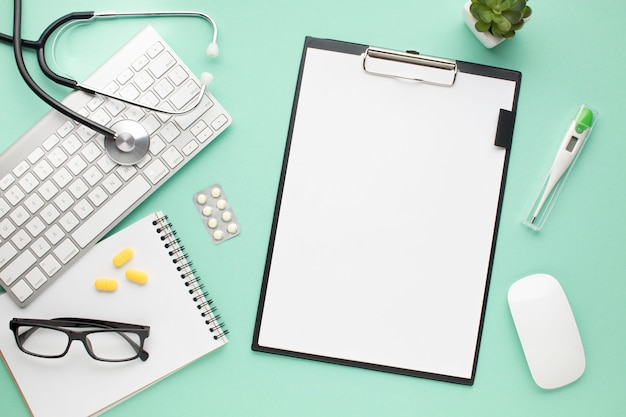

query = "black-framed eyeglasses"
(10, 318), (150, 362)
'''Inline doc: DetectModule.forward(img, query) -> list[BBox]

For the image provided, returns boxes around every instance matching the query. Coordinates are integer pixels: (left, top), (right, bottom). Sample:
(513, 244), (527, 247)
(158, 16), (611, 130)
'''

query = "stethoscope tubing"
(3, 0), (219, 165)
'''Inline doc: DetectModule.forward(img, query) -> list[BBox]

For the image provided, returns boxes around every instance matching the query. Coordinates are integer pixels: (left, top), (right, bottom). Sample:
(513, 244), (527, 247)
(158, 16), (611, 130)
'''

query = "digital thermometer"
(523, 105), (597, 231)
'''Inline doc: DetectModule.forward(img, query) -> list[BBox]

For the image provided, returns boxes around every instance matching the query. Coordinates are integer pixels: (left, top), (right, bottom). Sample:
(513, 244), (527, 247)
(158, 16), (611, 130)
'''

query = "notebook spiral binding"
(153, 214), (229, 341)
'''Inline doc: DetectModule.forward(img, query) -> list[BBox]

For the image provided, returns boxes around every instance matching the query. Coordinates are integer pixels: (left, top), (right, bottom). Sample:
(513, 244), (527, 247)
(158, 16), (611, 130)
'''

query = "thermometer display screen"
(566, 136), (578, 152)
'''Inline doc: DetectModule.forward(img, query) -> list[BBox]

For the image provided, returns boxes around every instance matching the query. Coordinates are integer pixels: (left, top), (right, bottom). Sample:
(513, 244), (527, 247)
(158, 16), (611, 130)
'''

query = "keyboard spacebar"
(73, 176), (151, 248)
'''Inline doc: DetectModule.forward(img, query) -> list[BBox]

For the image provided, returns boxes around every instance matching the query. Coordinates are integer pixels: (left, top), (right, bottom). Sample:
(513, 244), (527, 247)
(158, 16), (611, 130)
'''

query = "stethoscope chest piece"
(105, 119), (150, 166)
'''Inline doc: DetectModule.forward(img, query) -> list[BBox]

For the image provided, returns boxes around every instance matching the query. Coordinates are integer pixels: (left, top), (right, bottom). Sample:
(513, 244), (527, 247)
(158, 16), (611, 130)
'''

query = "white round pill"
(216, 199), (227, 210)
(222, 211), (233, 222)
(202, 206), (213, 217)
(213, 230), (224, 241)
(211, 187), (222, 198)
(196, 194), (207, 205)
(207, 218), (218, 229)
(227, 223), (239, 234)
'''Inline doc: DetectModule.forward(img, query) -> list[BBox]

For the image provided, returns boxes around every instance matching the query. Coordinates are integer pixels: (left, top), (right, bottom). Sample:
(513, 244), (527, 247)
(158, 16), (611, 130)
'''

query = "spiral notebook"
(0, 211), (228, 417)
(253, 37), (521, 385)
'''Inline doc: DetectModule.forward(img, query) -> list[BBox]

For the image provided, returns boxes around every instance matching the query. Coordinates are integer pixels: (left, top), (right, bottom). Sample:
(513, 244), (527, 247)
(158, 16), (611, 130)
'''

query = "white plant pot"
(462, 1), (505, 49)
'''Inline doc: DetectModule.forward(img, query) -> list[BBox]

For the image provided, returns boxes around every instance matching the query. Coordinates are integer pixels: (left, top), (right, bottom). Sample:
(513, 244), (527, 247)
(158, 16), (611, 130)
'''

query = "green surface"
(1, 1), (625, 416)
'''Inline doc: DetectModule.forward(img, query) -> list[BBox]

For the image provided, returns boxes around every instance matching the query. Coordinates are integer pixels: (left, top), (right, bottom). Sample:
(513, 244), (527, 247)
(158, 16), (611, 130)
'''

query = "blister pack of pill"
(192, 184), (241, 244)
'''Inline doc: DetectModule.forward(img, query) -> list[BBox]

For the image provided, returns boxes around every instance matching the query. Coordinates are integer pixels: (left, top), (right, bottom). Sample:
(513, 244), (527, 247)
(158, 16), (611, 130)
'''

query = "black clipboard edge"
(252, 36), (522, 386)
(251, 343), (474, 386)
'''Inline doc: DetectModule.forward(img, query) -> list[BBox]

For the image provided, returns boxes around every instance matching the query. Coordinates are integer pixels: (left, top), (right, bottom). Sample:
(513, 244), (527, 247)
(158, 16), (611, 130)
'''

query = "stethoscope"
(1, 0), (219, 165)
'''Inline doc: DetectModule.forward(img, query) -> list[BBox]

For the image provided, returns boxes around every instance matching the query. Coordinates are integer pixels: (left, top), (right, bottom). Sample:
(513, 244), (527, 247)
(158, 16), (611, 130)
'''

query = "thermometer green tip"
(575, 107), (593, 134)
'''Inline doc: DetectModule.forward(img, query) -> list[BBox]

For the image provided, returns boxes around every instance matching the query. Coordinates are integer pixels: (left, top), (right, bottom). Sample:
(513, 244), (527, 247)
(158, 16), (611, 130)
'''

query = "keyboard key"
(0, 218), (16, 239)
(42, 134), (59, 151)
(170, 79), (201, 110)
(149, 136), (166, 155)
(52, 167), (73, 188)
(28, 147), (45, 164)
(161, 123), (181, 143)
(105, 100), (125, 117)
(175, 96), (214, 130)
(11, 229), (32, 250)
(24, 194), (44, 214)
(41, 204), (60, 224)
(9, 206), (29, 227)
(87, 186), (108, 207)
(0, 198), (10, 216)
(56, 121), (74, 138)
(0, 250), (36, 286)
(39, 180), (59, 201)
(19, 172), (39, 193)
(211, 114), (229, 131)
(74, 199), (94, 220)
(0, 242), (18, 269)
(135, 71), (154, 91)
(120, 84), (140, 101)
(147, 41), (164, 58)
(59, 212), (80, 232)
(72, 176), (151, 248)
(81, 142), (102, 163)
(76, 125), (97, 141)
(168, 66), (189, 86)
(162, 147), (183, 168)
(34, 160), (54, 179)
(0, 173), (15, 190)
(48, 148), (67, 168)
(154, 78), (174, 98)
(54, 239), (79, 264)
(68, 155), (88, 175)
(97, 156), (117, 174)
(54, 191), (75, 212)
(13, 161), (29, 177)
(144, 159), (169, 184)
(117, 166), (137, 181)
(25, 267), (47, 289)
(31, 237), (51, 257)
(44, 224), (64, 245)
(6, 185), (25, 205)
(182, 140), (199, 156)
(132, 54), (149, 71)
(149, 51), (175, 78)
(10, 280), (33, 302)
(103, 174), (123, 194)
(40, 254), (61, 276)
(87, 96), (105, 111)
(117, 68), (134, 84)
(68, 178), (89, 199)
(197, 128), (214, 143)
(25, 216), (46, 237)
(62, 134), (82, 155)
(84, 166), (104, 186)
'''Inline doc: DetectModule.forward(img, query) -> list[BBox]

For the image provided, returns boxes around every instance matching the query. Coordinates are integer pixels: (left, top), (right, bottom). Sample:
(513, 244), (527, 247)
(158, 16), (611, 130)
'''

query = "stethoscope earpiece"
(206, 42), (219, 58)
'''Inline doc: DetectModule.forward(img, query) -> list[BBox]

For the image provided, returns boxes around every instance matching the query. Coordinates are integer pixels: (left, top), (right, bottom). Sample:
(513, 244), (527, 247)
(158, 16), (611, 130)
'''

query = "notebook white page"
(257, 46), (517, 380)
(0, 212), (227, 417)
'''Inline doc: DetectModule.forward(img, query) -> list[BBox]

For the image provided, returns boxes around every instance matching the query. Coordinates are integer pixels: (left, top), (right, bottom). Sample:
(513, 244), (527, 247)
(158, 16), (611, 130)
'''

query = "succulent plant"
(470, 0), (532, 39)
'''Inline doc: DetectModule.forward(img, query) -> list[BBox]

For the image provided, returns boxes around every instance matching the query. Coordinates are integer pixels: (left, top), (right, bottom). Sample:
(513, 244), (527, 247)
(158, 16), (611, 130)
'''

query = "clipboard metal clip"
(363, 47), (458, 87)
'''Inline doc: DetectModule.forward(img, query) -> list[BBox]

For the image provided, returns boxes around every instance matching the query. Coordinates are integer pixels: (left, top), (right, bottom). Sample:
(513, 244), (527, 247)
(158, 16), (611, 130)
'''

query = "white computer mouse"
(508, 273), (585, 389)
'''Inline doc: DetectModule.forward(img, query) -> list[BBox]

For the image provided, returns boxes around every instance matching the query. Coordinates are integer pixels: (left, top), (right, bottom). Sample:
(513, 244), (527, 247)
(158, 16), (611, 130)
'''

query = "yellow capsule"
(94, 278), (118, 292)
(126, 269), (148, 285)
(113, 247), (134, 267)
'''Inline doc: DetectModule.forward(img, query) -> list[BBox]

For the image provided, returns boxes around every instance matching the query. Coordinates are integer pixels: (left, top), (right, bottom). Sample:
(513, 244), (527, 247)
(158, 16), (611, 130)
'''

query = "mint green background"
(1, 1), (625, 416)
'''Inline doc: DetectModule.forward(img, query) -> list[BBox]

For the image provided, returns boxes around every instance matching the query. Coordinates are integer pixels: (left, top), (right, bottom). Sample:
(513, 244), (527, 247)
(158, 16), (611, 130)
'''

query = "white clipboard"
(253, 37), (521, 385)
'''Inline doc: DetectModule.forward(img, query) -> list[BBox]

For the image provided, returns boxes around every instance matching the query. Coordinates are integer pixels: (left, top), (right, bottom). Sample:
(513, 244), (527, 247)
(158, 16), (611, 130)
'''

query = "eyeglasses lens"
(17, 326), (69, 357)
(87, 331), (142, 361)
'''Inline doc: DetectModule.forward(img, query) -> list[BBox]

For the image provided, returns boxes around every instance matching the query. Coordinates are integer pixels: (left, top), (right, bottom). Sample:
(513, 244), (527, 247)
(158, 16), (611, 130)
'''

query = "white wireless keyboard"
(0, 25), (231, 307)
